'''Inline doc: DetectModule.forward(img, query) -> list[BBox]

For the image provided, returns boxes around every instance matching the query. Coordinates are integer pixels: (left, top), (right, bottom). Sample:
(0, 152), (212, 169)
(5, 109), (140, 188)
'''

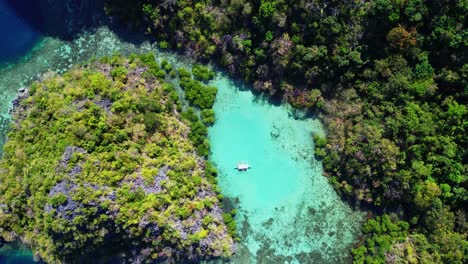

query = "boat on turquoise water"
(236, 161), (250, 171)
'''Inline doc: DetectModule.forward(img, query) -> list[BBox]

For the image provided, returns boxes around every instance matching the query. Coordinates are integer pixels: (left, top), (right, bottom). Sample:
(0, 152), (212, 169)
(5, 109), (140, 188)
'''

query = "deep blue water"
(0, 0), (41, 66)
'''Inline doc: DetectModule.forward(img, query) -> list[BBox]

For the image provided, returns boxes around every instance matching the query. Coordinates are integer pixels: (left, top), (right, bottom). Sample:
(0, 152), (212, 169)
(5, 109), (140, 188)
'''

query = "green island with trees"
(102, 0), (467, 263)
(0, 54), (235, 262)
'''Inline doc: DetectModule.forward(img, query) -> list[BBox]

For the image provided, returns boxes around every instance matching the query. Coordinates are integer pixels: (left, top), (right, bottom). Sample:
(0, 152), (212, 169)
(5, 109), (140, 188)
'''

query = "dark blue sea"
(0, 0), (41, 67)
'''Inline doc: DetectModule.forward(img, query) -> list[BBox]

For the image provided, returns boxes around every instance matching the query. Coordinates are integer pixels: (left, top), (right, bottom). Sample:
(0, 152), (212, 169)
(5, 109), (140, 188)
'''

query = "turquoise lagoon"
(207, 77), (363, 263)
(0, 3), (364, 263)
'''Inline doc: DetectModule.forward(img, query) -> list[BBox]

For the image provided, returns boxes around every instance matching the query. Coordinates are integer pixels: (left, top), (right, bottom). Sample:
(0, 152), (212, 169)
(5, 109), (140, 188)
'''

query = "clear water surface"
(0, 0), (41, 66)
(206, 77), (363, 263)
(0, 1), (364, 263)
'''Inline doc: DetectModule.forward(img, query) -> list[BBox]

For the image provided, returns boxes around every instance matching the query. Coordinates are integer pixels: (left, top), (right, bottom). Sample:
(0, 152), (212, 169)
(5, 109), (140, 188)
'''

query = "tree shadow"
(4, 0), (148, 44)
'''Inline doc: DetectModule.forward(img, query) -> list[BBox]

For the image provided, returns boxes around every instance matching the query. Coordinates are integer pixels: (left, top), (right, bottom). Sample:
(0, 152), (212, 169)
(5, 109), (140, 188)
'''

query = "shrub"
(192, 64), (215, 82)
(201, 109), (215, 125)
(159, 41), (169, 49)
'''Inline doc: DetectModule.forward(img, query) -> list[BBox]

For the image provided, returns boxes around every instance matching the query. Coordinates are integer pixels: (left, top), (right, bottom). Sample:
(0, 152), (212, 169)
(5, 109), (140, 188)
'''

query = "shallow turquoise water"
(0, 7), (364, 262)
(208, 77), (363, 263)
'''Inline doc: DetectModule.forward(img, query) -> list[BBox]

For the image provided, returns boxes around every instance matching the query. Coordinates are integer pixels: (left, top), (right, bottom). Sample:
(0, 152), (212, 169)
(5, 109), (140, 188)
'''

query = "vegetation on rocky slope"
(0, 54), (235, 263)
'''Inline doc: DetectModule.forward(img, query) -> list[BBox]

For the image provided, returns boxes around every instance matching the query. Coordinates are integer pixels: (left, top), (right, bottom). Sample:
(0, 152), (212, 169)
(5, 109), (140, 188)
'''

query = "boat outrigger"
(236, 161), (251, 171)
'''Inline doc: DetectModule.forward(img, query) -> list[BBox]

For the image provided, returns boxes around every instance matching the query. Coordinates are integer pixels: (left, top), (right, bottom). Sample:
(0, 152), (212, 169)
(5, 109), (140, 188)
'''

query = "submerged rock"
(0, 54), (235, 263)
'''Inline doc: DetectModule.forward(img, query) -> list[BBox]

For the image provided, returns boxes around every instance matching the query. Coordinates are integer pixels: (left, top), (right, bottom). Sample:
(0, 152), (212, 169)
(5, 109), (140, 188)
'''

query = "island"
(0, 54), (235, 263)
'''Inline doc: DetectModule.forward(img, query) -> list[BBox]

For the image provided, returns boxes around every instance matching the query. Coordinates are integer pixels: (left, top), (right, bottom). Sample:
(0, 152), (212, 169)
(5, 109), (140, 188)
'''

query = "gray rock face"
(95, 98), (112, 113)
(45, 180), (115, 221)
(56, 146), (87, 180)
(69, 165), (83, 177)
(126, 165), (170, 194)
(138, 216), (161, 237)
(59, 146), (86, 168)
(9, 88), (30, 125)
(45, 181), (80, 219)
(46, 146), (113, 220)
(11, 88), (29, 110)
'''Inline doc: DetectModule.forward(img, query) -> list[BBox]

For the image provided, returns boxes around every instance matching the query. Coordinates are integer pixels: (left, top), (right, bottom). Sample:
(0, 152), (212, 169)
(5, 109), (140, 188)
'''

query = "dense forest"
(0, 54), (235, 262)
(104, 0), (467, 263)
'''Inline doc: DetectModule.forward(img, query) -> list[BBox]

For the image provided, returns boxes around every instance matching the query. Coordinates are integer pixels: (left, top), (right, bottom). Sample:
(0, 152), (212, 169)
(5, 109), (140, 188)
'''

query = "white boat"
(236, 161), (251, 171)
